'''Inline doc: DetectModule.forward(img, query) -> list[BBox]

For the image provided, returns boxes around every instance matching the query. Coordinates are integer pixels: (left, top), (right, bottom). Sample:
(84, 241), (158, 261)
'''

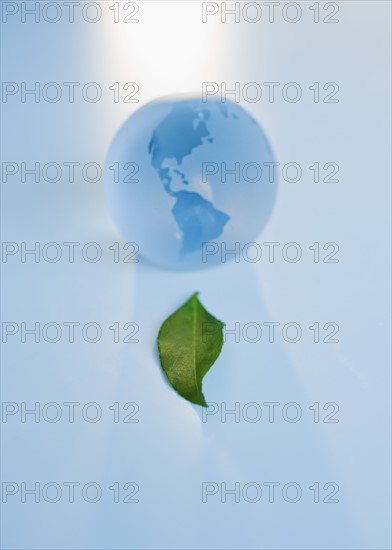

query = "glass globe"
(104, 95), (277, 270)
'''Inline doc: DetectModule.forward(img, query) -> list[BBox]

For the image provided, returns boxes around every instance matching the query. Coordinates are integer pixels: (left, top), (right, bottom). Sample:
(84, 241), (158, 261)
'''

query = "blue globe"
(104, 96), (277, 270)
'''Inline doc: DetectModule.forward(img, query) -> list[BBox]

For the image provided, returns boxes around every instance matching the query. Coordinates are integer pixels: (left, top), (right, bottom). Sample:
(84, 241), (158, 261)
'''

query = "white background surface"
(1, 1), (391, 548)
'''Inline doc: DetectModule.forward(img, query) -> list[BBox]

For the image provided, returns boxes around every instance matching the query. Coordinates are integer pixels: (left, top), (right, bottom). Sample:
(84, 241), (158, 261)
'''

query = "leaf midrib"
(192, 294), (198, 398)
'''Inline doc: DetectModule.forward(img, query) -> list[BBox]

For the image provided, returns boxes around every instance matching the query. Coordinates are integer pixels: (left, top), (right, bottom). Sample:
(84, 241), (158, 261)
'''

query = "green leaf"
(157, 292), (224, 407)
